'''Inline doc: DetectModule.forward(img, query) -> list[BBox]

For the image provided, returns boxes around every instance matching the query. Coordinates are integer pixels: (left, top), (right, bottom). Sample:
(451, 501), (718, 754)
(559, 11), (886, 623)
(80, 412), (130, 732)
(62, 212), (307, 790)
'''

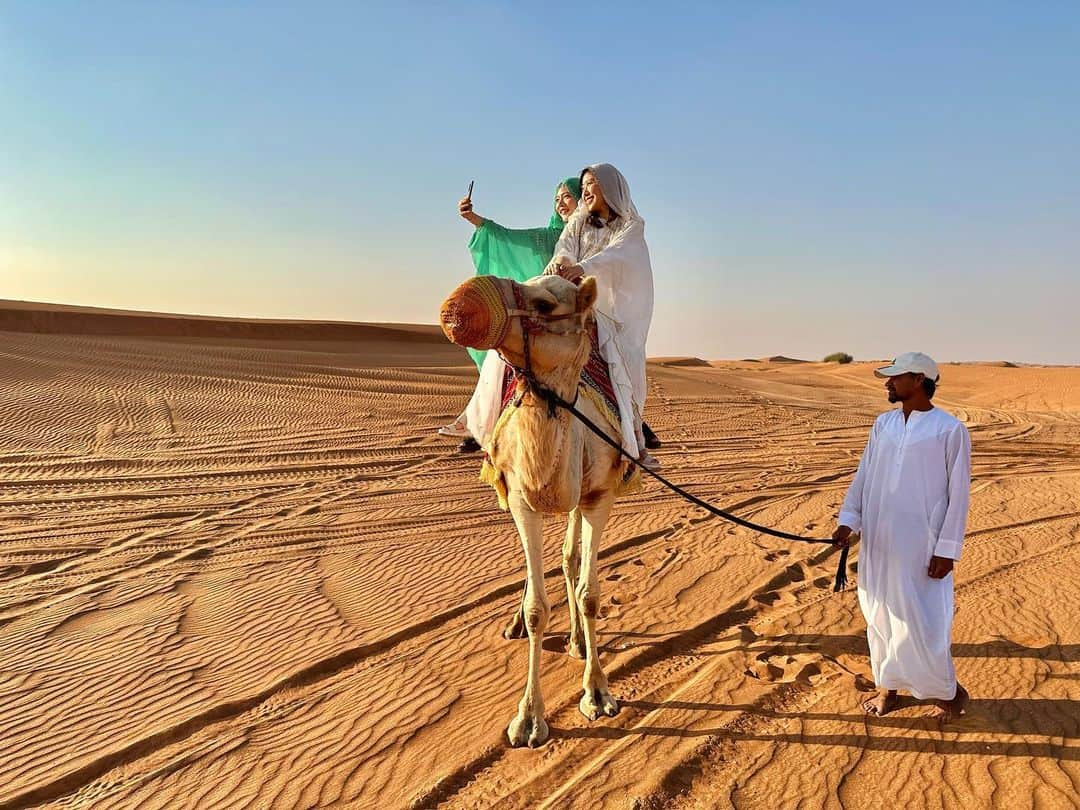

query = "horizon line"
(2, 297), (1073, 367)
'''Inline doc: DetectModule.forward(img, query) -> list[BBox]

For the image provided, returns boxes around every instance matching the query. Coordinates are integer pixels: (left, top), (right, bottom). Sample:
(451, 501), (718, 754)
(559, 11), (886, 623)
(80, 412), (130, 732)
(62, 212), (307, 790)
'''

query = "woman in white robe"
(548, 163), (654, 462)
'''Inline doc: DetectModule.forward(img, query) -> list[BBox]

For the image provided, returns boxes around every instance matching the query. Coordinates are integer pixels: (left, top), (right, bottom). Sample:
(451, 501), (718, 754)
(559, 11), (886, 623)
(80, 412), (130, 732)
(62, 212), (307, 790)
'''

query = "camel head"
(441, 274), (598, 381)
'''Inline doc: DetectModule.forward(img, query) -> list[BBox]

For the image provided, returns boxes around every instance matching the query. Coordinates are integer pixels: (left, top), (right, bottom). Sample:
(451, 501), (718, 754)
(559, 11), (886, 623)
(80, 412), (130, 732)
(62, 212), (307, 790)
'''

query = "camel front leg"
(563, 508), (586, 659)
(577, 493), (619, 720)
(506, 489), (551, 747)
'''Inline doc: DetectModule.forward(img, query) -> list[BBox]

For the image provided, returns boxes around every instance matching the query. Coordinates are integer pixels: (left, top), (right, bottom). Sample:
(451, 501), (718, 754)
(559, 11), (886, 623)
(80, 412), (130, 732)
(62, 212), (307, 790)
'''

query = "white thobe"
(839, 406), (971, 700)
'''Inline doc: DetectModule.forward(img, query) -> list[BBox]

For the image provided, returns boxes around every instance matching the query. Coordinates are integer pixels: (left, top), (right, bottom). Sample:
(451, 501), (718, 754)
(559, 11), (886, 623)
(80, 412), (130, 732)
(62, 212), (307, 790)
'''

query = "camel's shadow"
(541, 635), (570, 654)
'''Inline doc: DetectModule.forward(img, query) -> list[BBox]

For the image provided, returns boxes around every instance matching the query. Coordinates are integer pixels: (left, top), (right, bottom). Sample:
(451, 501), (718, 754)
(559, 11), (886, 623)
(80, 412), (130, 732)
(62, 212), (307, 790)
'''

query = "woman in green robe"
(460, 178), (581, 366)
(437, 178), (581, 442)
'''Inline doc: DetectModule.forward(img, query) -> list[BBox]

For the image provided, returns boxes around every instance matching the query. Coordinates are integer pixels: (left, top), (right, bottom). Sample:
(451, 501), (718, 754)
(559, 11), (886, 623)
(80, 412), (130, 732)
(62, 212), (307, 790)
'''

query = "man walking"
(833, 352), (971, 722)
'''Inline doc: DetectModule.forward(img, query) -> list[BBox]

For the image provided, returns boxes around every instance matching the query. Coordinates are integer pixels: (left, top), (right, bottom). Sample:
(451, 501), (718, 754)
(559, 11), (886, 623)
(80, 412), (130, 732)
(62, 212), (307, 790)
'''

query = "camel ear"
(576, 276), (598, 312)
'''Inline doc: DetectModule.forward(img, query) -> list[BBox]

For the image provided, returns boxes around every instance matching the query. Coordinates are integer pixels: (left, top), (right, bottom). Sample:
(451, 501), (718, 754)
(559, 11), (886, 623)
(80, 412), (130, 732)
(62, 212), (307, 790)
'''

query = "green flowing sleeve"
(463, 220), (562, 369)
(468, 221), (561, 283)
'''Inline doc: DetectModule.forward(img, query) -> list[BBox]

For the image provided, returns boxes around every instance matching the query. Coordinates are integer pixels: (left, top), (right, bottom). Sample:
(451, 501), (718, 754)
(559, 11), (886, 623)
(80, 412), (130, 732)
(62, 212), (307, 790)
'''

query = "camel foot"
(579, 687), (619, 721)
(935, 684), (969, 725)
(502, 609), (527, 641)
(507, 711), (549, 748)
(862, 688), (898, 716)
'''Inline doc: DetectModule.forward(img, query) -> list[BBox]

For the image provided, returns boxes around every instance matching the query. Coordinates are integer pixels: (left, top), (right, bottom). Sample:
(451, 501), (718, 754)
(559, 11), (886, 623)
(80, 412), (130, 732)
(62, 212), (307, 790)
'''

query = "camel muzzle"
(440, 275), (513, 351)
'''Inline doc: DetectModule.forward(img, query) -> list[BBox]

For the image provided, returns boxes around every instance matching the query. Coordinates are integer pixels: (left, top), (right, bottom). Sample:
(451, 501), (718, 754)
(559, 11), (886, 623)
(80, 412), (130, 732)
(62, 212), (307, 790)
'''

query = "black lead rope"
(518, 375), (851, 592)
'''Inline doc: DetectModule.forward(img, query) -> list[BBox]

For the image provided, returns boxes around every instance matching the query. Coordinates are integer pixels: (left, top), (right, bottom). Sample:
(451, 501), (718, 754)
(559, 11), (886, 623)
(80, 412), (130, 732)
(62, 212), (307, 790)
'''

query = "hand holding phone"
(459, 181), (481, 227)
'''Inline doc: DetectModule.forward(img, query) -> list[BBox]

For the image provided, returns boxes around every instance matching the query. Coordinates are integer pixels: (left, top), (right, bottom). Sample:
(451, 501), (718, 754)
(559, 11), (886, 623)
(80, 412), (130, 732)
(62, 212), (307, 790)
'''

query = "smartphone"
(466, 180), (474, 201)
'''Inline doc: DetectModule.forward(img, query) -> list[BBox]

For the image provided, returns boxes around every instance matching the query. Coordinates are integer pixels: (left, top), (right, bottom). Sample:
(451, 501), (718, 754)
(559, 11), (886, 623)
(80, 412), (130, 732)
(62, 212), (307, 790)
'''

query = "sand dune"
(763, 355), (807, 364)
(653, 357), (712, 368)
(0, 305), (1077, 808)
(0, 299), (447, 344)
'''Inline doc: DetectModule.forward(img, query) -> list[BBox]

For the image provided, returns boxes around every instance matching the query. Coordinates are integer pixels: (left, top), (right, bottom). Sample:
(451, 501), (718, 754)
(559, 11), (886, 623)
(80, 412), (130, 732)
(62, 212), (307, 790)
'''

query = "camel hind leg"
(505, 489), (551, 747)
(563, 508), (586, 659)
(576, 493), (619, 720)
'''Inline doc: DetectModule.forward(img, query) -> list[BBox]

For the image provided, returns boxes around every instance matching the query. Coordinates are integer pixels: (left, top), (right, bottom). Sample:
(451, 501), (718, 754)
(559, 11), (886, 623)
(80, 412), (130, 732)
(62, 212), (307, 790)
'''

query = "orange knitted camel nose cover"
(440, 276), (512, 351)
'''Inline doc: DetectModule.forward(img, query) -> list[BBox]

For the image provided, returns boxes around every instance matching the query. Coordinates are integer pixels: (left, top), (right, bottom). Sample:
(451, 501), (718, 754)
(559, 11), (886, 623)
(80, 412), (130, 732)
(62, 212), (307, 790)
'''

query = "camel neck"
(520, 348), (585, 405)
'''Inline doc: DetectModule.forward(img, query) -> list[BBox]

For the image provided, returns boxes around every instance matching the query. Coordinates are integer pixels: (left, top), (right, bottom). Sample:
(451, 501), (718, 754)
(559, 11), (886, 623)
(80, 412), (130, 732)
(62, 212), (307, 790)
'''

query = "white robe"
(550, 210), (654, 456)
(465, 348), (509, 448)
(839, 406), (971, 700)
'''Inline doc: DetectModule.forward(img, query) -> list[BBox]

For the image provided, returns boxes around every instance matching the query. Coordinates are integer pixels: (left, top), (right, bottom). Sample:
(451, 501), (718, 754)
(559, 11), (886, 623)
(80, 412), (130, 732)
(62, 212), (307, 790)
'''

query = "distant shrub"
(824, 352), (854, 364)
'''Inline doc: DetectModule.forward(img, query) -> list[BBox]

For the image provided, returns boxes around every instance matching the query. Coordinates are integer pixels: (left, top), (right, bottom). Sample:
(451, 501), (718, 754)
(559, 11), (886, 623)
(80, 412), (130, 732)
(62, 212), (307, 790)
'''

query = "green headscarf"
(464, 177), (581, 368)
(547, 175), (581, 229)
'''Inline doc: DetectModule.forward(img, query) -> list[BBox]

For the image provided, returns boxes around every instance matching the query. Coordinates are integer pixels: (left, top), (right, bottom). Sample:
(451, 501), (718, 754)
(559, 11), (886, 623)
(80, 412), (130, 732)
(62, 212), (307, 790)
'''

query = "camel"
(440, 273), (639, 748)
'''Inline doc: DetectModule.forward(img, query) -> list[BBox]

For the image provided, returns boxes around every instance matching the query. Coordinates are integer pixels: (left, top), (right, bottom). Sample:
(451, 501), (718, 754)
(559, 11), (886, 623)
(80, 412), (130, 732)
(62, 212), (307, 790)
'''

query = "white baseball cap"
(875, 352), (940, 381)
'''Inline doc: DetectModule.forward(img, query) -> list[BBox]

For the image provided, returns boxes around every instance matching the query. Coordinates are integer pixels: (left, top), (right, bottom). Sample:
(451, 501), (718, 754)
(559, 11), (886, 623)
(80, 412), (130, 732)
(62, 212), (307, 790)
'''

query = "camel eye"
(534, 299), (555, 315)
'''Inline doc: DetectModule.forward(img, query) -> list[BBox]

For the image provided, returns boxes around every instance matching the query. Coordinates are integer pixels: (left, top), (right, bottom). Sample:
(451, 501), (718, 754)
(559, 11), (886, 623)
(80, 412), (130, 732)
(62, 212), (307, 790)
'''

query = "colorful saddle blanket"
(480, 321), (640, 511)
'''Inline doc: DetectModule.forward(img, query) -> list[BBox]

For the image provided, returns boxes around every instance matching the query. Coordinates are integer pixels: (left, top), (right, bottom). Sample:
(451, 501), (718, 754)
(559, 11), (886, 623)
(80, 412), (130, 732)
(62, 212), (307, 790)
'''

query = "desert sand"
(0, 300), (1077, 809)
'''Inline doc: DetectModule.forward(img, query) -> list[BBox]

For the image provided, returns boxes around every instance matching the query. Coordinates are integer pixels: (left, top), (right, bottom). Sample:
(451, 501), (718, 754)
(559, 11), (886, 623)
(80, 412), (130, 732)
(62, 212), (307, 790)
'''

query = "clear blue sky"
(3, 2), (1078, 363)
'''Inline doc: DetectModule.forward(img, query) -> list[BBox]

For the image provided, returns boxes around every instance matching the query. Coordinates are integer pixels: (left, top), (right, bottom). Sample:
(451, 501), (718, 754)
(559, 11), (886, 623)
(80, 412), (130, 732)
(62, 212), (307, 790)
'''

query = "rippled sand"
(1, 301), (1077, 809)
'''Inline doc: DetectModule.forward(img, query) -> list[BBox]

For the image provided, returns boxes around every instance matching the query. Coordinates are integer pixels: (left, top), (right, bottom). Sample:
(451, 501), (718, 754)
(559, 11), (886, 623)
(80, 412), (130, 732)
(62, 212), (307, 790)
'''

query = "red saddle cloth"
(499, 322), (620, 420)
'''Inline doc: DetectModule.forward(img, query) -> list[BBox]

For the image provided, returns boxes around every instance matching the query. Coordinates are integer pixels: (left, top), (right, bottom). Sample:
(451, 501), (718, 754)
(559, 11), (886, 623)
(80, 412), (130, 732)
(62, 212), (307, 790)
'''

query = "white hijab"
(582, 163), (642, 227)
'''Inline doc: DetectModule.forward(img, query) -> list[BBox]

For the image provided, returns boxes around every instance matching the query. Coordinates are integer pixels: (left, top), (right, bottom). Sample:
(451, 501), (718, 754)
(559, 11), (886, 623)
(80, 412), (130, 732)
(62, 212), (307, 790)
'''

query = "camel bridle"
(496, 281), (588, 414)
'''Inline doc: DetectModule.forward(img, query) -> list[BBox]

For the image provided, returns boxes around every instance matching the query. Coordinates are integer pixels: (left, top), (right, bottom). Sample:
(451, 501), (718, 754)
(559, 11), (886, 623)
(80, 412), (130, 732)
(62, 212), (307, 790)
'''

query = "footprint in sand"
(752, 588), (797, 607)
(785, 563), (806, 583)
(745, 651), (831, 685)
(854, 674), (876, 692)
(739, 625), (759, 643)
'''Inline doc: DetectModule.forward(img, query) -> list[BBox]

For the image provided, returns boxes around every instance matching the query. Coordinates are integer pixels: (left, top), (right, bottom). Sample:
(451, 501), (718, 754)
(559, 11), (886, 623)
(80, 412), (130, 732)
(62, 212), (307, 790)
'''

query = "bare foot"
(862, 688), (898, 716)
(935, 684), (969, 725)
